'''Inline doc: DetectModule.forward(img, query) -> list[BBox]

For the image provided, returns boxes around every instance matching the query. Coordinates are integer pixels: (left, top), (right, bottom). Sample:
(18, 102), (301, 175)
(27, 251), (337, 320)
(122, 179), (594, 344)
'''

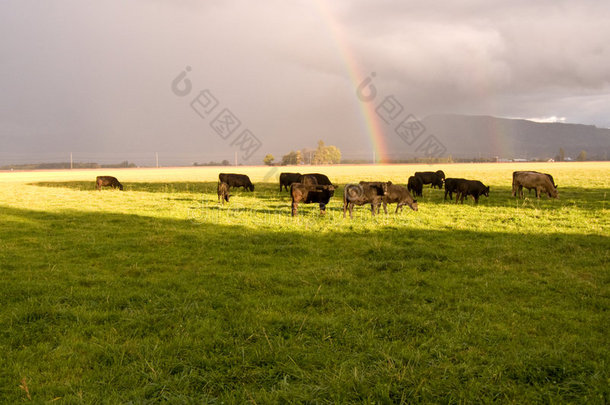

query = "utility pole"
(70, 152), (73, 169)
(234, 151), (237, 166)
(373, 150), (376, 164)
(155, 152), (159, 168)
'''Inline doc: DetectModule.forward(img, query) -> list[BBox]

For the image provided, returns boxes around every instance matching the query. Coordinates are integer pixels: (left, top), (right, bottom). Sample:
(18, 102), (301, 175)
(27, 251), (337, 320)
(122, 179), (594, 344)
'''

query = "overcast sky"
(1, 0), (609, 165)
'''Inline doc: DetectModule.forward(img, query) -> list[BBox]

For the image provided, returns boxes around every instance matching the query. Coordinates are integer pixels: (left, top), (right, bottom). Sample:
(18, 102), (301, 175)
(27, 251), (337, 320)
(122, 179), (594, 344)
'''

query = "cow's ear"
(387, 181), (392, 185)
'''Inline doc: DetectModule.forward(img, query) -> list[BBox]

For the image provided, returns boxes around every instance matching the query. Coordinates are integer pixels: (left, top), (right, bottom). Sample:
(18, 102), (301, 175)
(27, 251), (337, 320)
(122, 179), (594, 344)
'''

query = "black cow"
(96, 176), (123, 191)
(302, 173), (332, 186)
(414, 171), (444, 189)
(382, 184), (418, 213)
(444, 178), (467, 201)
(407, 176), (423, 197)
(219, 173), (254, 191)
(299, 174), (318, 186)
(455, 180), (489, 204)
(279, 172), (302, 192)
(217, 181), (230, 204)
(290, 183), (336, 216)
(343, 181), (390, 218)
(512, 172), (558, 199)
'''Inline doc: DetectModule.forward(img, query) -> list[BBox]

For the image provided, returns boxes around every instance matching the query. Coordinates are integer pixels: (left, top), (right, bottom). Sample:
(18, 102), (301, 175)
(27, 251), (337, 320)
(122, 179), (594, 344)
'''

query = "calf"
(444, 178), (467, 201)
(414, 171), (443, 189)
(512, 171), (558, 199)
(290, 183), (336, 216)
(407, 176), (423, 197)
(96, 176), (123, 191)
(382, 184), (418, 213)
(455, 180), (489, 204)
(219, 173), (254, 191)
(217, 181), (230, 204)
(343, 181), (390, 218)
(279, 172), (301, 192)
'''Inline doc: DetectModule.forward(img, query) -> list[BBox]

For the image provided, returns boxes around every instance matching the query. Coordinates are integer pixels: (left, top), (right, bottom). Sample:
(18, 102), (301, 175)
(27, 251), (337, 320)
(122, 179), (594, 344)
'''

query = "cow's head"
(119, 183), (124, 191)
(484, 186), (490, 197)
(249, 184), (255, 192)
(410, 200), (418, 211)
(550, 187), (559, 199)
(381, 182), (389, 195)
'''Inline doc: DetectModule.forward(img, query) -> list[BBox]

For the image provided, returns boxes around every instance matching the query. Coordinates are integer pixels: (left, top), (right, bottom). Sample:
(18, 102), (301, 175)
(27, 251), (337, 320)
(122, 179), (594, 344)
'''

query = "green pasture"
(0, 162), (608, 403)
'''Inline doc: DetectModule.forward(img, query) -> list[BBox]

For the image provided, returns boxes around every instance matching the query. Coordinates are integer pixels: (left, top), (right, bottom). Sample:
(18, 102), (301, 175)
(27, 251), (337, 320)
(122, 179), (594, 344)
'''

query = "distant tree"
(556, 147), (566, 162)
(281, 151), (299, 165)
(312, 140), (341, 164)
(221, 159), (230, 166)
(327, 145), (341, 164)
(576, 150), (587, 161)
(263, 154), (275, 166)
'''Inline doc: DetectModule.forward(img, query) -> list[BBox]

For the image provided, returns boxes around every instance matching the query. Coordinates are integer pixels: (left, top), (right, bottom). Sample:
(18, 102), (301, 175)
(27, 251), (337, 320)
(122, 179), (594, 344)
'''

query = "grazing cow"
(96, 176), (123, 191)
(217, 181), (230, 204)
(382, 184), (418, 213)
(414, 171), (444, 189)
(290, 183), (336, 216)
(302, 173), (332, 186)
(299, 174), (318, 186)
(512, 171), (557, 197)
(343, 181), (390, 218)
(407, 176), (423, 197)
(444, 178), (467, 201)
(279, 172), (302, 192)
(512, 172), (558, 199)
(219, 173), (254, 191)
(455, 180), (489, 204)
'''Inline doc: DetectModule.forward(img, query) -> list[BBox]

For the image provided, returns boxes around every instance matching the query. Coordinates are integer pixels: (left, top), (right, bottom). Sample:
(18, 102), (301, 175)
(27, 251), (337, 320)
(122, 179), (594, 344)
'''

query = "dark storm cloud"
(0, 0), (608, 164)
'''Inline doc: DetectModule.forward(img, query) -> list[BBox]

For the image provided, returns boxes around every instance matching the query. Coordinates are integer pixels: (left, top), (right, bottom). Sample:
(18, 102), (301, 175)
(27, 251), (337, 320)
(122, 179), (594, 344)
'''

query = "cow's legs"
(343, 200), (348, 218)
(319, 203), (326, 215)
(370, 203), (376, 217)
(383, 202), (388, 214)
(291, 202), (298, 216)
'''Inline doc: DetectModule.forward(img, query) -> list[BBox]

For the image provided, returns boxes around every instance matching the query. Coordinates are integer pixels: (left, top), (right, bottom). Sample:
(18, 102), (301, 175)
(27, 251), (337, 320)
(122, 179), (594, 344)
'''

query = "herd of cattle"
(95, 169), (559, 217)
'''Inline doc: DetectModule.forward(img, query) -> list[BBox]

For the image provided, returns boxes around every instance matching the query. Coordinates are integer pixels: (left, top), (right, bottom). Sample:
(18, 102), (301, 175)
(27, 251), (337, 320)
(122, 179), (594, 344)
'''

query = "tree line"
(263, 141), (341, 166)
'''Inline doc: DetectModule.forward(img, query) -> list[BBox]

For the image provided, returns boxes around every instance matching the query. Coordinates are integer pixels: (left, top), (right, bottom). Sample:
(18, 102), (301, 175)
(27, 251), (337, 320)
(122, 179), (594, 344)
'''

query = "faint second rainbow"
(314, 0), (389, 163)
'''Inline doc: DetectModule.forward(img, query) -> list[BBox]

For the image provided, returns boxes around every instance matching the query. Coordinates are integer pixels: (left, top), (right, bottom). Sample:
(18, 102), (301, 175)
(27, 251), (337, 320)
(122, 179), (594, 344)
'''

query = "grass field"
(0, 162), (608, 403)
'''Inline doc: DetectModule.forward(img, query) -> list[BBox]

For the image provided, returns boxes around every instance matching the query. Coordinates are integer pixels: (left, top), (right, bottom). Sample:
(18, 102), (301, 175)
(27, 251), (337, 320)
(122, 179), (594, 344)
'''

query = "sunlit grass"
(0, 162), (608, 403)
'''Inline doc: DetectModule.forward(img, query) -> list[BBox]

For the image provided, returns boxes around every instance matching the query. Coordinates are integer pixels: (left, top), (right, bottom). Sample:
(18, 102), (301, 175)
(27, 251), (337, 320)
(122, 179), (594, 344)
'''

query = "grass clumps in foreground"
(0, 162), (608, 403)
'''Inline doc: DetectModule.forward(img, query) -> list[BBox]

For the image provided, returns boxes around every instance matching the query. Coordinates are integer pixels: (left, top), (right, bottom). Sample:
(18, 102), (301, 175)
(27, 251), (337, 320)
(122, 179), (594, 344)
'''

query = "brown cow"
(290, 183), (336, 216)
(96, 176), (123, 191)
(343, 181), (390, 218)
(513, 172), (558, 199)
(382, 184), (418, 213)
(217, 181), (230, 204)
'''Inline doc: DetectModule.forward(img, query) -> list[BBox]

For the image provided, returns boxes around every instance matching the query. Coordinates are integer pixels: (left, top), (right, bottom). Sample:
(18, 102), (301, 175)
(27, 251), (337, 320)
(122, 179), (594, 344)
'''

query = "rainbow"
(315, 0), (389, 163)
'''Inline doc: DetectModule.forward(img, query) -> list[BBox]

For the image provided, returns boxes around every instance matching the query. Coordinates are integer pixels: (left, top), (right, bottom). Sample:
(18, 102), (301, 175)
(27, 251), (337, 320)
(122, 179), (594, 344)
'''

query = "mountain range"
(384, 114), (610, 160)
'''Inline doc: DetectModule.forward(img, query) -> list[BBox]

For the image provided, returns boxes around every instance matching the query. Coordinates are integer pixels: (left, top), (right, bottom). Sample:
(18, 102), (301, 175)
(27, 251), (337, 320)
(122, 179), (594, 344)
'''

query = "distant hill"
(384, 114), (610, 160)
